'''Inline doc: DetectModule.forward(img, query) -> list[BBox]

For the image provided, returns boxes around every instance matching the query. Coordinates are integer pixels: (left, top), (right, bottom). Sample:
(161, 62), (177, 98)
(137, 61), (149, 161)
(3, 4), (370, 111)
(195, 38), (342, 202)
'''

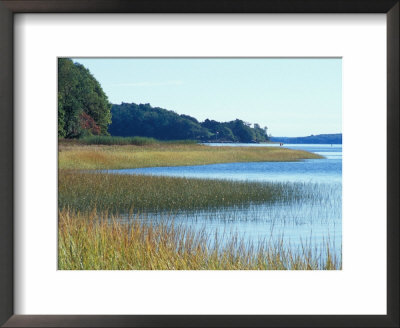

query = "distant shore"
(201, 140), (279, 144)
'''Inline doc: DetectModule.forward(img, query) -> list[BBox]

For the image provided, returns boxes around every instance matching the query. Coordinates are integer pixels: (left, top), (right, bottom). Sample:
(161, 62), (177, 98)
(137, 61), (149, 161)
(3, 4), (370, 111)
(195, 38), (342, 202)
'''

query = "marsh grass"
(58, 143), (323, 170)
(59, 171), (305, 213)
(59, 136), (199, 146)
(57, 141), (339, 271)
(78, 136), (158, 145)
(58, 209), (341, 270)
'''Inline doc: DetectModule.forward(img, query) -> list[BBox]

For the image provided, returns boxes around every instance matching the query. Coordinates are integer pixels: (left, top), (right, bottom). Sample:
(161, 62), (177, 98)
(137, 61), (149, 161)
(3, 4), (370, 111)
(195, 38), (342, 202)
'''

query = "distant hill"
(270, 133), (342, 144)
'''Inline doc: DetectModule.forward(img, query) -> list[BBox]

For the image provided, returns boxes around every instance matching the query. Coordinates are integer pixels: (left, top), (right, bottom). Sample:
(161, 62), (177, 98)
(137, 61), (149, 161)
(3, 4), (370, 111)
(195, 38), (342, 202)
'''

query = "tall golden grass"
(58, 209), (341, 270)
(58, 143), (323, 170)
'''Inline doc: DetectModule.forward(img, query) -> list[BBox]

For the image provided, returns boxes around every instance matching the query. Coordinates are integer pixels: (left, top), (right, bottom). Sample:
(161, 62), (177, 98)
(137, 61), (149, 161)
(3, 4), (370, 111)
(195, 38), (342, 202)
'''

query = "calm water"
(108, 144), (342, 259)
(108, 144), (341, 184)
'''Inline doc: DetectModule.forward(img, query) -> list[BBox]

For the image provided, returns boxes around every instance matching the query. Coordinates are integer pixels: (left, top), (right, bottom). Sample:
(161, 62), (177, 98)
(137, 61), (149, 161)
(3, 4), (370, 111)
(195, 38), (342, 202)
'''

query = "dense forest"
(109, 103), (269, 142)
(58, 59), (270, 142)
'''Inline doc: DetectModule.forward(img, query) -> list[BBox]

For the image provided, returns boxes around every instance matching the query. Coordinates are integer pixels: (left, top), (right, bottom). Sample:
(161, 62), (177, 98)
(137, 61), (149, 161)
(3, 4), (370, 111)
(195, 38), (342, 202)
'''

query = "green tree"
(58, 93), (66, 137)
(58, 58), (111, 138)
(227, 119), (255, 142)
(109, 103), (211, 140)
(253, 123), (269, 142)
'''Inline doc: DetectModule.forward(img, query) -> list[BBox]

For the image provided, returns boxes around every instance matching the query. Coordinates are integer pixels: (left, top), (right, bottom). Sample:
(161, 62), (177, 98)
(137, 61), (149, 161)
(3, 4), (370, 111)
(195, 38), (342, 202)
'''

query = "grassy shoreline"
(59, 142), (323, 170)
(59, 209), (340, 270)
(57, 140), (339, 270)
(58, 171), (341, 270)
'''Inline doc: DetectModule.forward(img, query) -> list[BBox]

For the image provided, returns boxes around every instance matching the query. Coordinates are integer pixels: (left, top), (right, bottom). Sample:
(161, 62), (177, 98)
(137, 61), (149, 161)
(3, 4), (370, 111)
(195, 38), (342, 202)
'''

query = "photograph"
(58, 57), (342, 270)
(1, 0), (397, 325)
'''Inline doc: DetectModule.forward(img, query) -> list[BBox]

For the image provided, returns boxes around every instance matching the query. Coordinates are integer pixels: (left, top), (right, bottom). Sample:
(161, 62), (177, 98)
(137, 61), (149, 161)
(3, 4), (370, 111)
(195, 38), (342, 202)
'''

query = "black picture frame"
(0, 1), (398, 327)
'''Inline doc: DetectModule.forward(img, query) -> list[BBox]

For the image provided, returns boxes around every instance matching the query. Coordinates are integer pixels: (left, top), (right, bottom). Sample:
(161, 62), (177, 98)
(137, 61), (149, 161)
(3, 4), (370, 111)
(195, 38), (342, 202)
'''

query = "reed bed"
(58, 209), (341, 270)
(59, 171), (305, 213)
(58, 143), (323, 170)
(59, 136), (199, 146)
(78, 136), (159, 145)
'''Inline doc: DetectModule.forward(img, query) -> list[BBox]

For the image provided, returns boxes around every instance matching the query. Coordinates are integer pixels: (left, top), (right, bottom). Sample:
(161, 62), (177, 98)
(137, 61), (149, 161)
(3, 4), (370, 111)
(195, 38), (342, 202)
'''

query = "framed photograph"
(0, 0), (398, 327)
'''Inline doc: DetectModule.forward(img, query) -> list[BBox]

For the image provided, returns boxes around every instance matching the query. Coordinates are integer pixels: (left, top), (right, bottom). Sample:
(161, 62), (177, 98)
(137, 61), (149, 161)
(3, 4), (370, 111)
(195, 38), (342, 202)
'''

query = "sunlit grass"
(59, 171), (307, 213)
(58, 143), (323, 170)
(58, 209), (341, 270)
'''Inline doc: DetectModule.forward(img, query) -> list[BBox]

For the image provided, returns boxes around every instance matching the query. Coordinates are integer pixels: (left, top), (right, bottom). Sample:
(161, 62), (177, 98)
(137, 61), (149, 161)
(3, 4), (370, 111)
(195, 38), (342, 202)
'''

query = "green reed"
(59, 171), (305, 214)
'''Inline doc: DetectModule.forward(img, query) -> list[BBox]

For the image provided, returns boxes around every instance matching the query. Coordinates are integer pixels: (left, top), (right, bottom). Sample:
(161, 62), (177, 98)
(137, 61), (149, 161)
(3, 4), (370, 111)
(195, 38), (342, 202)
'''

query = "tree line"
(58, 59), (269, 143)
(109, 103), (269, 142)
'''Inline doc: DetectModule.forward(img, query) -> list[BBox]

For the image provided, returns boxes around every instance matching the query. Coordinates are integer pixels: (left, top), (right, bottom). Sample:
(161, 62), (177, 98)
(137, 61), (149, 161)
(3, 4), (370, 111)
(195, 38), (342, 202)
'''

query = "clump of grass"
(59, 171), (304, 213)
(58, 209), (341, 270)
(58, 143), (323, 170)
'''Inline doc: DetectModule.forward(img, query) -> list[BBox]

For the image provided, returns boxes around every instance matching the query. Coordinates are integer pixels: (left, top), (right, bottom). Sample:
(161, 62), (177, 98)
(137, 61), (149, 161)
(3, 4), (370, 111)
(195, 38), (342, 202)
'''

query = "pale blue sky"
(72, 58), (342, 137)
